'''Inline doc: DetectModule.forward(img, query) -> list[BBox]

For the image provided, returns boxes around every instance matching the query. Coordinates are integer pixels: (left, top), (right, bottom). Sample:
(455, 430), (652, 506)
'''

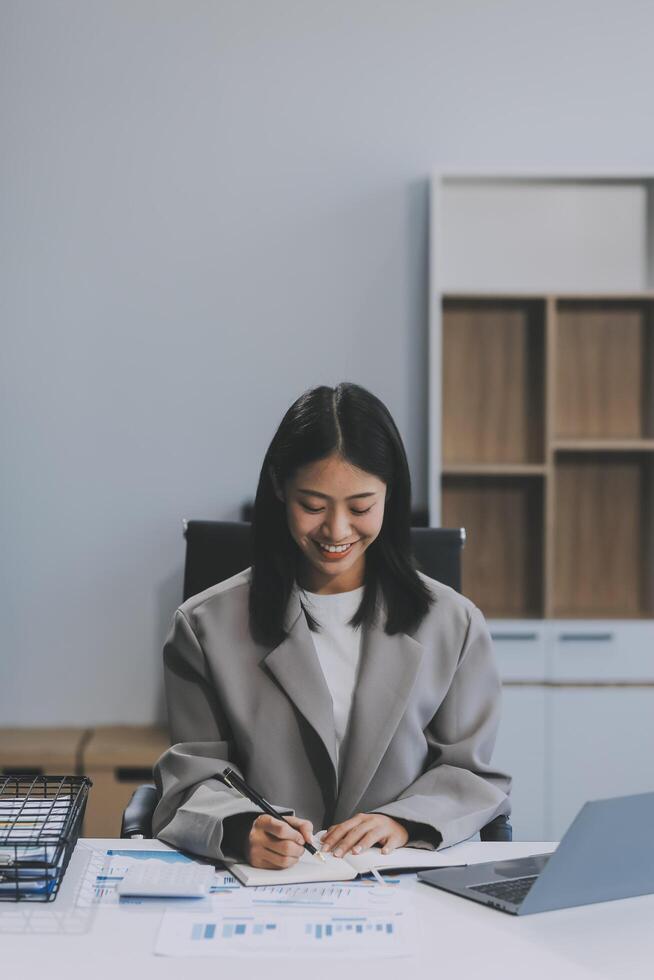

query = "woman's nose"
(322, 510), (351, 542)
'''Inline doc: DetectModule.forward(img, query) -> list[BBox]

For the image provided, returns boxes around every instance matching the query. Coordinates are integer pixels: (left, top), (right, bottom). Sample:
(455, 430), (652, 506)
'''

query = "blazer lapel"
(333, 621), (424, 823)
(262, 589), (338, 796)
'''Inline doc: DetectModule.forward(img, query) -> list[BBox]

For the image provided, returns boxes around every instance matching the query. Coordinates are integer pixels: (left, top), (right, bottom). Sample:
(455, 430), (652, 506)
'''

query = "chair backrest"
(183, 520), (465, 601)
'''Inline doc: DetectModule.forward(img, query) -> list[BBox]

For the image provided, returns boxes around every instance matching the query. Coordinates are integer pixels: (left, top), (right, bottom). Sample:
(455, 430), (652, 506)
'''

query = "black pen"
(220, 767), (326, 862)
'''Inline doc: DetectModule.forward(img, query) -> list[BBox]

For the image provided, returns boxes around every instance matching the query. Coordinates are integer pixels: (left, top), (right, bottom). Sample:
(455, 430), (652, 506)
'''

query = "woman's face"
(277, 453), (387, 594)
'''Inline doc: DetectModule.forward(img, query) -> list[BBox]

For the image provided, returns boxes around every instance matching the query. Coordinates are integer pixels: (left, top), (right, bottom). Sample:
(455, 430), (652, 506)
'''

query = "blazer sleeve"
(372, 603), (512, 849)
(151, 609), (292, 860)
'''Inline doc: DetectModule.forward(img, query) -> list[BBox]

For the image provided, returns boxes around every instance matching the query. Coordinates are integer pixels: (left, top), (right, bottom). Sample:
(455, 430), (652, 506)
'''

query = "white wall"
(2, 0), (654, 725)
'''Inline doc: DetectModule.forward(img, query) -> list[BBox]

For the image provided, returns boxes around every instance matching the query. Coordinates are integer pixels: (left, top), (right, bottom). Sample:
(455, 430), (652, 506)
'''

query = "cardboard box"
(82, 726), (169, 838)
(0, 727), (89, 777)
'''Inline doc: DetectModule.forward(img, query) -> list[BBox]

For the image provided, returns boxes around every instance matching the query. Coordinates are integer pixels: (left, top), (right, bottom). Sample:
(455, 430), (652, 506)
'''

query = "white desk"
(2, 838), (652, 978)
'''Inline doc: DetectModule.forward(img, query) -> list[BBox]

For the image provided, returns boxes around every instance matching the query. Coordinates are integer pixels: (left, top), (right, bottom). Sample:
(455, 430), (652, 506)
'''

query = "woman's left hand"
(320, 813), (409, 857)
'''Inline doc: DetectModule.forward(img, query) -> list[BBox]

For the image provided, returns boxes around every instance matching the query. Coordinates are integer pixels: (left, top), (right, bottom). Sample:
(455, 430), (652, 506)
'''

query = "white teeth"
(318, 542), (352, 553)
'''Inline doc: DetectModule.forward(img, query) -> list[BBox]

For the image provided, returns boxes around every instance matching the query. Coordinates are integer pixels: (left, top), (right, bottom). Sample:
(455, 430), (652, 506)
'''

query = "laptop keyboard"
(470, 875), (538, 905)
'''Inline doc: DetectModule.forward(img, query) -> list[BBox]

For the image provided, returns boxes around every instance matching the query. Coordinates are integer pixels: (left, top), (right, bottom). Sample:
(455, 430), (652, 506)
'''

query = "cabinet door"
(492, 685), (547, 841)
(549, 621), (654, 682)
(490, 622), (547, 682)
(548, 687), (654, 840)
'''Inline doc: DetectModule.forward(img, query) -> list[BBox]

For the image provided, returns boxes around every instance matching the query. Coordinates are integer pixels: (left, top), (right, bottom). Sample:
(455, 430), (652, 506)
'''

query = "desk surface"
(2, 838), (652, 978)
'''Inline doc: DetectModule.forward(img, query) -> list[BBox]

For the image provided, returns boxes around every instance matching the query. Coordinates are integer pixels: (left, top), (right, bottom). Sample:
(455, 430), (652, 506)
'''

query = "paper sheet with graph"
(79, 846), (415, 955)
(154, 885), (415, 958)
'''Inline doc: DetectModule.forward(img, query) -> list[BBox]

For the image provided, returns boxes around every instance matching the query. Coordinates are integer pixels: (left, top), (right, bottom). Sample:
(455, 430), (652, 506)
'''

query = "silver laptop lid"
(520, 790), (654, 914)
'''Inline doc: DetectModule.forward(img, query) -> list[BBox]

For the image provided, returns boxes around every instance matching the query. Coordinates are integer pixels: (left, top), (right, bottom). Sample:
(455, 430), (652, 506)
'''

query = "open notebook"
(227, 837), (484, 887)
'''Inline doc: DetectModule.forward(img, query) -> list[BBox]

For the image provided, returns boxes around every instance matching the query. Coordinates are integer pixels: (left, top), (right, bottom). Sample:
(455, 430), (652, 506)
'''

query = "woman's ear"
(270, 467), (285, 502)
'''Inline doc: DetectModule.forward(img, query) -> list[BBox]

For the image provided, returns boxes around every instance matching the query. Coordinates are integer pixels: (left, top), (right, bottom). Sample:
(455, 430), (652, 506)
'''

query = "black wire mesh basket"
(0, 774), (91, 902)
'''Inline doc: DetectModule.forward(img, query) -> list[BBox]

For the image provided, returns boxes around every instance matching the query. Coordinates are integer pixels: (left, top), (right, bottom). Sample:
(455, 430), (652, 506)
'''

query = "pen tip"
(316, 851), (327, 862)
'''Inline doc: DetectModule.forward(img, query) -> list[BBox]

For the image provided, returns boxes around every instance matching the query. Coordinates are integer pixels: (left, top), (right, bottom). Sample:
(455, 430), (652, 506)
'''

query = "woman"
(152, 383), (511, 869)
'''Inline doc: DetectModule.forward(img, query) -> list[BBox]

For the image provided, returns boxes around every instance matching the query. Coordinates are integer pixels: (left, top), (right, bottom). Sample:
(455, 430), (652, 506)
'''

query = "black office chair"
(121, 521), (511, 842)
(181, 521), (465, 603)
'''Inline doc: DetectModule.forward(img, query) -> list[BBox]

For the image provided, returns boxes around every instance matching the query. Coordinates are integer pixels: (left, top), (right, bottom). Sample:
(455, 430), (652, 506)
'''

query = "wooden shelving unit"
(430, 173), (654, 621)
(430, 174), (654, 843)
(439, 293), (654, 619)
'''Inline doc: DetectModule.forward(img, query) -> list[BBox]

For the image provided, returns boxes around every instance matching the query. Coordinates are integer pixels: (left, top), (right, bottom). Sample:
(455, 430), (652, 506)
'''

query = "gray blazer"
(152, 568), (511, 860)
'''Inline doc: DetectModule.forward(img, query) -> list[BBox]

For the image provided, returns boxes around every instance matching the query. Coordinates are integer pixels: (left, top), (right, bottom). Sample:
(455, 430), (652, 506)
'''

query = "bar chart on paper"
(155, 908), (415, 957)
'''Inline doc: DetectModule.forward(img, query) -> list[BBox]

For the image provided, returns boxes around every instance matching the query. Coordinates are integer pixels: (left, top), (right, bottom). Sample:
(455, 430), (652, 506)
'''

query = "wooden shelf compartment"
(442, 474), (544, 619)
(442, 298), (546, 466)
(551, 453), (654, 618)
(554, 299), (654, 441)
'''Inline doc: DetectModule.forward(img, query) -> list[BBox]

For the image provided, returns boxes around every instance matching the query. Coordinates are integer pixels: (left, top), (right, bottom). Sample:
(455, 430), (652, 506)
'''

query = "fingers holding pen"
(247, 814), (314, 870)
(283, 815), (315, 846)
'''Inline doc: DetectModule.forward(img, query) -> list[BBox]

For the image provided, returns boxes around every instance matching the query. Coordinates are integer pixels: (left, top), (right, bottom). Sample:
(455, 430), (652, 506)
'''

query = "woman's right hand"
(246, 814), (314, 869)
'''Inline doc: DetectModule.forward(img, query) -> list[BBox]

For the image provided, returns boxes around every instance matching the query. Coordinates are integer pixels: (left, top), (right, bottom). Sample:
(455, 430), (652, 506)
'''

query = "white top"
(298, 584), (365, 776)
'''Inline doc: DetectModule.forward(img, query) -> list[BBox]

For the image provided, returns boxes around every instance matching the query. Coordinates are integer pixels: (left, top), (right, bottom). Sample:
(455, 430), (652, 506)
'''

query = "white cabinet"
(547, 621), (654, 839)
(430, 171), (654, 842)
(493, 685), (547, 841)
(488, 619), (654, 842)
(490, 622), (547, 840)
(548, 687), (654, 839)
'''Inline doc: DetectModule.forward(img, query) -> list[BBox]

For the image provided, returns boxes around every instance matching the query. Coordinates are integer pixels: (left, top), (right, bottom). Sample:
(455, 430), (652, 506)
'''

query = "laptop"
(418, 791), (654, 915)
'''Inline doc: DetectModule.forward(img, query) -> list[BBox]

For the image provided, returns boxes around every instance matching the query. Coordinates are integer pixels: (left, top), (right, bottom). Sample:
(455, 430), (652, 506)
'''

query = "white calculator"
(117, 860), (216, 898)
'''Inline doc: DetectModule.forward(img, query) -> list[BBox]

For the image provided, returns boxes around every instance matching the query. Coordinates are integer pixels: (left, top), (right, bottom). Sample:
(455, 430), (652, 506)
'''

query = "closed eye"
(301, 504), (373, 515)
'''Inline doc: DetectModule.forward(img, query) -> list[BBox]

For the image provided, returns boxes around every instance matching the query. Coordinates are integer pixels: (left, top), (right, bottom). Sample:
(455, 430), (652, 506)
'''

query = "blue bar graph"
(303, 917), (396, 941)
(191, 919), (277, 941)
(190, 922), (218, 941)
(186, 915), (397, 947)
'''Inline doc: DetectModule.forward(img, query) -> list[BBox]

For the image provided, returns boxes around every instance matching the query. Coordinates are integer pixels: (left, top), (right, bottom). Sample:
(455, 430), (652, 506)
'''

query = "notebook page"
(229, 848), (357, 886)
(346, 838), (527, 873)
(344, 845), (446, 874)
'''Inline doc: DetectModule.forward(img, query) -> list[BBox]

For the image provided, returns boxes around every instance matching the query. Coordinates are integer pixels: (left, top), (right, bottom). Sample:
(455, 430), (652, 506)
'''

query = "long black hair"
(248, 383), (434, 647)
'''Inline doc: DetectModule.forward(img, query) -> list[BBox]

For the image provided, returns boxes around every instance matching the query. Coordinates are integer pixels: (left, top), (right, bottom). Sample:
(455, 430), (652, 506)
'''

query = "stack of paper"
(0, 797), (71, 896)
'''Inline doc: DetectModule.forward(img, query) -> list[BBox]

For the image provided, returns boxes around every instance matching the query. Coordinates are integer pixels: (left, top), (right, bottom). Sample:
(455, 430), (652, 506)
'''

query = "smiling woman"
(152, 383), (511, 871)
(250, 383), (435, 646)
(276, 454), (386, 591)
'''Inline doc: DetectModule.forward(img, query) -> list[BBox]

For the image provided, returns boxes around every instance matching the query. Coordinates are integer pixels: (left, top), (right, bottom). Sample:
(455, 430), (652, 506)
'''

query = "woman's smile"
(312, 538), (360, 561)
